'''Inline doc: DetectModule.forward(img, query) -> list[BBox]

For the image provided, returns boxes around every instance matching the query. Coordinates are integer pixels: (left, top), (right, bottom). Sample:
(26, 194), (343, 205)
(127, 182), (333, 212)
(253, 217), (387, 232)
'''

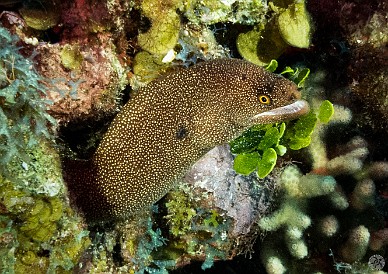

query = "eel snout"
(251, 99), (310, 124)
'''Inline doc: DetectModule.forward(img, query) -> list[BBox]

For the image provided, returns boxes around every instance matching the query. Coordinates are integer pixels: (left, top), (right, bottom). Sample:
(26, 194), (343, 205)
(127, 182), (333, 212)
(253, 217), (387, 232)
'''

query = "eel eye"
(259, 95), (271, 105)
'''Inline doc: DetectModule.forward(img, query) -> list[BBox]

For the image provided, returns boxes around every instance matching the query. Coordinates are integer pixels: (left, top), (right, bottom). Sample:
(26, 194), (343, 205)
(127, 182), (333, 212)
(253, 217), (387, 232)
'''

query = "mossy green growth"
(0, 175), (91, 272)
(137, 0), (182, 55)
(19, 3), (59, 31)
(0, 179), (55, 272)
(0, 215), (18, 271)
(47, 229), (91, 272)
(0, 179), (62, 240)
(133, 51), (171, 83)
(60, 44), (83, 70)
(165, 190), (197, 237)
(0, 137), (91, 273)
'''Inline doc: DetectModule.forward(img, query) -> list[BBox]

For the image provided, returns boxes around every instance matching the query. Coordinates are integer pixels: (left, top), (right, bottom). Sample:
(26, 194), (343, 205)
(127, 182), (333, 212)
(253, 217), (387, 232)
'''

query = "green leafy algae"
(232, 123), (286, 178)
(257, 148), (278, 178)
(280, 66), (310, 88)
(283, 112), (317, 150)
(318, 100), (334, 123)
(233, 152), (261, 175)
(231, 100), (334, 178)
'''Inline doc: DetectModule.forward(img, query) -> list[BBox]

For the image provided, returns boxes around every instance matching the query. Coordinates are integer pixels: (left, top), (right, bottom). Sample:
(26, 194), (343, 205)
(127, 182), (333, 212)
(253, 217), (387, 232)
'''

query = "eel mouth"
(251, 100), (310, 124)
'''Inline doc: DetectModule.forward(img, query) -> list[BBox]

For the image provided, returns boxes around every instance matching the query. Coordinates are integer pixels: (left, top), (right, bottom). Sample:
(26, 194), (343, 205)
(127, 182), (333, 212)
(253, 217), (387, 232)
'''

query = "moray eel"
(64, 58), (309, 221)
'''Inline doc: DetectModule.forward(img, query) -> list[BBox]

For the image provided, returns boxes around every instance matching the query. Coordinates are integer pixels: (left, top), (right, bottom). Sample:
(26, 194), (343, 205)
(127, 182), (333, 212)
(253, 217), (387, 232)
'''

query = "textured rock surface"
(185, 145), (272, 236)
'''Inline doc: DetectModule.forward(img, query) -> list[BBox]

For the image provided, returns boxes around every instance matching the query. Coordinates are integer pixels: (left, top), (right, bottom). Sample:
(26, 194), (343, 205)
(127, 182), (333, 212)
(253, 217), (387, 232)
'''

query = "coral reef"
(0, 0), (387, 273)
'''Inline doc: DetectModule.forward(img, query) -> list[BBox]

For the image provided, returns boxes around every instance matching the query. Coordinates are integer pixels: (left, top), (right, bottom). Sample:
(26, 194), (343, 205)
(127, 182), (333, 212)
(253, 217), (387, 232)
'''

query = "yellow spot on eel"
(64, 58), (309, 221)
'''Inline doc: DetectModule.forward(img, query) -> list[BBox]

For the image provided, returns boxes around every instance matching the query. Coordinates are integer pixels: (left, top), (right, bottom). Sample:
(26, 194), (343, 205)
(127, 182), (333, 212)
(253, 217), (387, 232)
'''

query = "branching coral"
(258, 165), (337, 265)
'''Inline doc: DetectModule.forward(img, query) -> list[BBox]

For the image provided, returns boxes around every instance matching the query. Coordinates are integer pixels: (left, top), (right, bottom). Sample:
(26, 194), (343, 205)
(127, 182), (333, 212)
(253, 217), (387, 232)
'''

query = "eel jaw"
(250, 100), (310, 124)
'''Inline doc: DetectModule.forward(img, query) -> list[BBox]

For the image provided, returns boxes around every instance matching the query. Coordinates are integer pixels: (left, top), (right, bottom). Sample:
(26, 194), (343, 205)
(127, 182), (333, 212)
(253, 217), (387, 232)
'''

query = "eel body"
(65, 59), (309, 221)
